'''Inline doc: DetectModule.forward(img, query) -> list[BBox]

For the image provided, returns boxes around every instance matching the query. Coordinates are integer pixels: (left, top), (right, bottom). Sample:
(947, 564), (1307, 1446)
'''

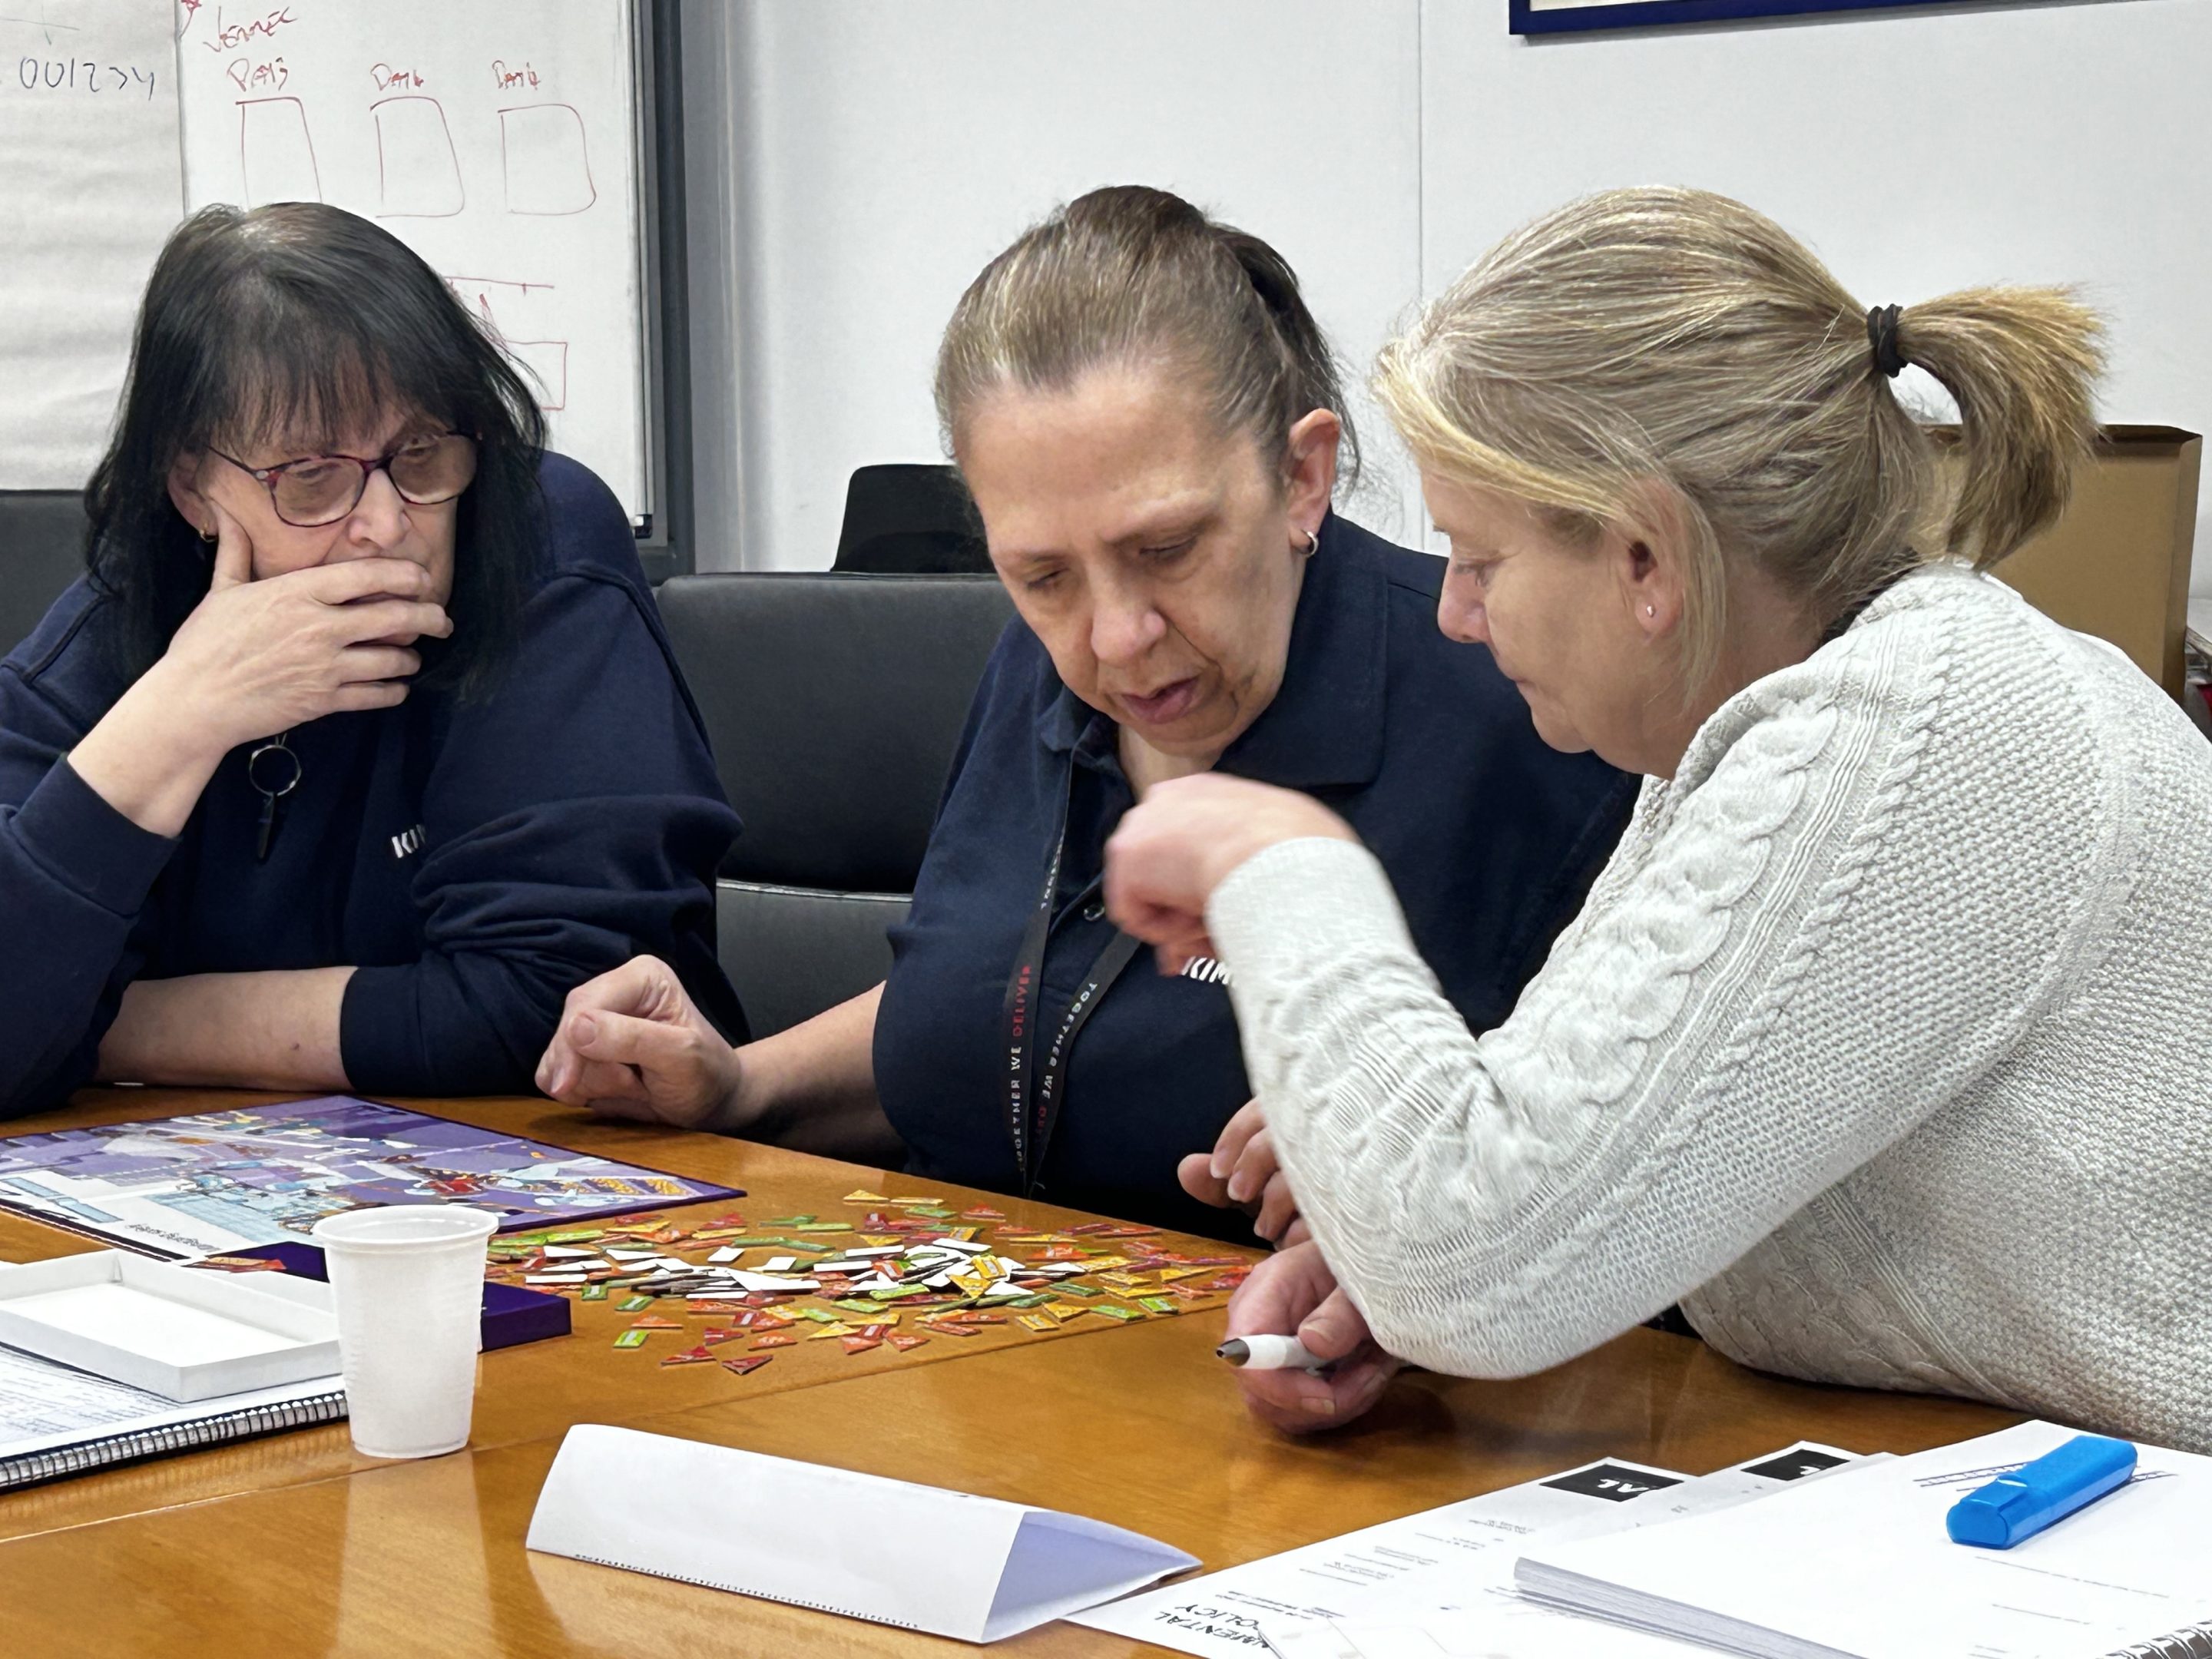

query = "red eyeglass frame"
(206, 432), (478, 528)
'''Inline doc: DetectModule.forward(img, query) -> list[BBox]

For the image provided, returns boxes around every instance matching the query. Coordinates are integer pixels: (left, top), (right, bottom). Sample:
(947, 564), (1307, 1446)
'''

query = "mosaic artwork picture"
(0, 1097), (740, 1259)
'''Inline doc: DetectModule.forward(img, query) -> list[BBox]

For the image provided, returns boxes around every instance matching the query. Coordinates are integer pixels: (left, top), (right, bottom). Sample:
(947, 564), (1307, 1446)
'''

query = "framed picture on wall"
(1512, 0), (1979, 34)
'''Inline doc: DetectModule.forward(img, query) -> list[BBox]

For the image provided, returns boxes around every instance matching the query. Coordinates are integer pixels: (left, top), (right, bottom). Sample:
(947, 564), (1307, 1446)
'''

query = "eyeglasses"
(209, 432), (479, 528)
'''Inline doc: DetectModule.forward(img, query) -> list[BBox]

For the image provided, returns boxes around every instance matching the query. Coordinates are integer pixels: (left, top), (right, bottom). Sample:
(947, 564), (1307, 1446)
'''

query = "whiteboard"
(176, 0), (651, 524)
(0, 1), (183, 490)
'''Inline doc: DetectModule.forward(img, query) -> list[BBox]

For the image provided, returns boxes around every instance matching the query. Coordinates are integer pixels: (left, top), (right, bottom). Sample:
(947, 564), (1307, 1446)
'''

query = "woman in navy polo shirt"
(538, 186), (1631, 1240)
(0, 203), (743, 1116)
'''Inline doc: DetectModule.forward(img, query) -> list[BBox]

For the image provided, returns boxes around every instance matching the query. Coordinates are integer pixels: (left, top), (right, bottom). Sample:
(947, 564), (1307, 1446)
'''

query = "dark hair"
(933, 184), (1361, 493)
(84, 202), (548, 696)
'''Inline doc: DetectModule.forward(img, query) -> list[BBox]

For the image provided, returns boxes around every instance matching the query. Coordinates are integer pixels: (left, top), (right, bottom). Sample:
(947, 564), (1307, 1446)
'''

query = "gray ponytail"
(935, 184), (1361, 493)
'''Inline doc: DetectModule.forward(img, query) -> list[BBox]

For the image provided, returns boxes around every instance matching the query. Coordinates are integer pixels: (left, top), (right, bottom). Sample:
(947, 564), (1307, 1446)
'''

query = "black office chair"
(832, 464), (992, 575)
(654, 571), (1018, 1038)
(0, 493), (91, 660)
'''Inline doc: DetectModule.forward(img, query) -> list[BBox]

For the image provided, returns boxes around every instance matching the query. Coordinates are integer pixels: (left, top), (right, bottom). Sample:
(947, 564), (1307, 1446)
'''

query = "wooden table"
(0, 1091), (2018, 1654)
(0, 1088), (1256, 1538)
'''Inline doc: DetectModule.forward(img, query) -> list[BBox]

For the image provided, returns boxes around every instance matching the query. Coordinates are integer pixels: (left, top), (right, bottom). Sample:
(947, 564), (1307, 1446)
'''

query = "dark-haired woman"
(0, 203), (743, 1118)
(538, 185), (1633, 1240)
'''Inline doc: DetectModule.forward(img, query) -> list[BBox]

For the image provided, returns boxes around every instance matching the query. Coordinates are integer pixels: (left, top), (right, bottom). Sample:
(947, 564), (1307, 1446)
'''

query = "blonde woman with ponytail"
(1105, 188), (2212, 1447)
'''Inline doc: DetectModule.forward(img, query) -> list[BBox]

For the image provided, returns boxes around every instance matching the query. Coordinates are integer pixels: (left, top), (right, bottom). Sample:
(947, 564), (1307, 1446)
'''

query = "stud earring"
(1644, 604), (1656, 618)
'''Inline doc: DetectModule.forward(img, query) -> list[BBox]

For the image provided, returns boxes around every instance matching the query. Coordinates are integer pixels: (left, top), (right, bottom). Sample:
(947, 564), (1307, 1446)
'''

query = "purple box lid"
(231, 1241), (570, 1352)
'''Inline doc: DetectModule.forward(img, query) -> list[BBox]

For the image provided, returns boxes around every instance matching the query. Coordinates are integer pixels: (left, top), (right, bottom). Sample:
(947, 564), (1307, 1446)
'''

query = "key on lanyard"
(247, 732), (301, 863)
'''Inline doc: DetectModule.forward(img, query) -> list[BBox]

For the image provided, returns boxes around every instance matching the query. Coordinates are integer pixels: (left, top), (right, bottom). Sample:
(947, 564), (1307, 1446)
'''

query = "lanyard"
(1000, 762), (1144, 1197)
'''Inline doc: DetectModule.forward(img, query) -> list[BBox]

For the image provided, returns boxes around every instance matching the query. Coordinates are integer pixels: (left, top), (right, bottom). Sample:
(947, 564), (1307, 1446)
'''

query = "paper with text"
(1264, 1443), (1869, 1659)
(1517, 1419), (2212, 1659)
(1068, 1455), (1689, 1657)
(0, 0), (181, 489)
(0, 1339), (338, 1463)
(177, 0), (651, 521)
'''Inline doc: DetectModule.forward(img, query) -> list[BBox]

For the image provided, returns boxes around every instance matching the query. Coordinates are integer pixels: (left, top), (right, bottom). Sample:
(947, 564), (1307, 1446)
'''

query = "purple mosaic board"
(0, 1096), (740, 1260)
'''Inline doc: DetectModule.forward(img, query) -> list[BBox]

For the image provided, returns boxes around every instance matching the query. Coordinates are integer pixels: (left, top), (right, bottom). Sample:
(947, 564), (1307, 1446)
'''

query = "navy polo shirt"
(0, 452), (745, 1118)
(874, 513), (1636, 1241)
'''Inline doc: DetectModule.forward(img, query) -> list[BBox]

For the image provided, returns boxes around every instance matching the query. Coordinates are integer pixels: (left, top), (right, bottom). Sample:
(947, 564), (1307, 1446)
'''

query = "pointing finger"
(207, 498), (253, 591)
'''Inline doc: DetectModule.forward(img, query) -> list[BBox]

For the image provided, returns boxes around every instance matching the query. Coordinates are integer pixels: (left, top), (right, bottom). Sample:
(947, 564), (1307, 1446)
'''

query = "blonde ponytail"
(1374, 187), (2105, 690)
(1893, 288), (2104, 568)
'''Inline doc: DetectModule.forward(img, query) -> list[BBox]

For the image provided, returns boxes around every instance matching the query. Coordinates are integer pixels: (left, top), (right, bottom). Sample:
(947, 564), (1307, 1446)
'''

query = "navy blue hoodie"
(0, 452), (743, 1118)
(875, 512), (1636, 1238)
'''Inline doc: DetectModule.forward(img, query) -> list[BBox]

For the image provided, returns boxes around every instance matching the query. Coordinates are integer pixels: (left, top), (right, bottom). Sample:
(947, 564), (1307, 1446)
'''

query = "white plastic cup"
(311, 1204), (497, 1459)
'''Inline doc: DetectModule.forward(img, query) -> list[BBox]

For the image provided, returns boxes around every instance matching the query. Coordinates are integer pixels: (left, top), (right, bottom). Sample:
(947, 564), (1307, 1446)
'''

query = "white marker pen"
(1217, 1334), (1330, 1373)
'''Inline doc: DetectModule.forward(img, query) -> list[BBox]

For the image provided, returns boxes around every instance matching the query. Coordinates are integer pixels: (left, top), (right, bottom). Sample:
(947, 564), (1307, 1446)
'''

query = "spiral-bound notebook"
(1515, 1419), (2212, 1659)
(0, 1339), (344, 1492)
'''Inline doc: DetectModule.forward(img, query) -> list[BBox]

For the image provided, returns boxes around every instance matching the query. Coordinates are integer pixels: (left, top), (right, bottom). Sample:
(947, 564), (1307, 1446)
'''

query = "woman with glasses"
(0, 203), (744, 1117)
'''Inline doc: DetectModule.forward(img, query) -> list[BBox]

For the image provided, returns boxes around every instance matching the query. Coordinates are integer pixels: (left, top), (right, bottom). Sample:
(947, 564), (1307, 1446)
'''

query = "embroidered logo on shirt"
(389, 823), (426, 860)
(1179, 956), (1233, 987)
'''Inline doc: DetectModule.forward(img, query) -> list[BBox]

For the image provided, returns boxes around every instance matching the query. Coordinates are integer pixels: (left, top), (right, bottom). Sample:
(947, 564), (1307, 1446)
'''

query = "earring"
(200, 528), (217, 545)
(1300, 527), (1320, 558)
(1644, 604), (1656, 618)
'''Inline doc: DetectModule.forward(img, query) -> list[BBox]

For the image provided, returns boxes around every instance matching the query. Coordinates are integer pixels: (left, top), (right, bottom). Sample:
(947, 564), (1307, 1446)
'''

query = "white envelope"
(525, 1423), (1200, 1643)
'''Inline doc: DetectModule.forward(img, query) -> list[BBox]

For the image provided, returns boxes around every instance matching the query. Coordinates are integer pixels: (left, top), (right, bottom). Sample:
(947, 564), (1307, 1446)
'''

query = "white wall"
(1422, 0), (2212, 588)
(693, 0), (2212, 589)
(682, 0), (1424, 571)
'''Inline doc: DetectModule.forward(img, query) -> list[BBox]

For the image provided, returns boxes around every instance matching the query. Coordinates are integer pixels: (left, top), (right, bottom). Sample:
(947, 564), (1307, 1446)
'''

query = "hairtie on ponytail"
(1866, 303), (1908, 379)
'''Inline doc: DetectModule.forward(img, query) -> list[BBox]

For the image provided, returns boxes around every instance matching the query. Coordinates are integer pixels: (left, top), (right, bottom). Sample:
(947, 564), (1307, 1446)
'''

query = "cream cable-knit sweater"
(1207, 564), (2212, 1451)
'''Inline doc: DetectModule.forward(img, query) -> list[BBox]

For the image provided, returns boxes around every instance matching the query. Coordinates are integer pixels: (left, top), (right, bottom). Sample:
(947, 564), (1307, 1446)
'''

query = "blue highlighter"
(1945, 1434), (2137, 1549)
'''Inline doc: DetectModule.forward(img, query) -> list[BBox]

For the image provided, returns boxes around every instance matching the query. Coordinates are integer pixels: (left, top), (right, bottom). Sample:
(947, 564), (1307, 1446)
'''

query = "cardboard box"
(1937, 426), (2203, 700)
